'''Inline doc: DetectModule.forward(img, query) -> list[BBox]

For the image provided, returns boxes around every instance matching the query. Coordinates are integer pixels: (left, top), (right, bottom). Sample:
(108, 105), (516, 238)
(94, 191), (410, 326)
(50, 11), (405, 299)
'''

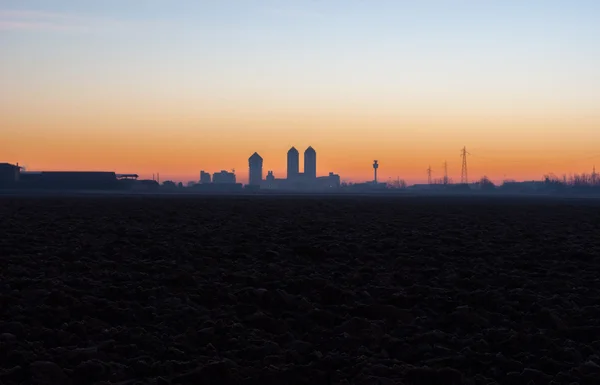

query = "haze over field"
(2, 0), (600, 183)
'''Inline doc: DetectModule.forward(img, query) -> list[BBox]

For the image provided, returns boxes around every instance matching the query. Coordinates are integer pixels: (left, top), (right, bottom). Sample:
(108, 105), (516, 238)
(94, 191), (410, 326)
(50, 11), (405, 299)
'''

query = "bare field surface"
(1, 196), (600, 385)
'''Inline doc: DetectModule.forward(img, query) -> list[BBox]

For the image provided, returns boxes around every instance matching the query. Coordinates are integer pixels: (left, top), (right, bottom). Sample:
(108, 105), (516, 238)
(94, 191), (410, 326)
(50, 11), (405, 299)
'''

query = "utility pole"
(593, 165), (597, 185)
(443, 161), (449, 185)
(460, 146), (469, 184)
(427, 165), (433, 185)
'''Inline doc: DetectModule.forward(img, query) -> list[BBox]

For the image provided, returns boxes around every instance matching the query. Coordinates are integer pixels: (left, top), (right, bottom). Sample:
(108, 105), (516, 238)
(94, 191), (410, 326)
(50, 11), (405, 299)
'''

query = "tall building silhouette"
(304, 146), (316, 179)
(248, 152), (263, 186)
(287, 147), (299, 179)
(200, 171), (211, 184)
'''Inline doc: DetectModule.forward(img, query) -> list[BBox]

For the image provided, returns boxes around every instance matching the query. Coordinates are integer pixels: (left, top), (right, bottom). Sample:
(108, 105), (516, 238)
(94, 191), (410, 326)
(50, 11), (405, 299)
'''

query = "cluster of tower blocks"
(248, 146), (340, 189)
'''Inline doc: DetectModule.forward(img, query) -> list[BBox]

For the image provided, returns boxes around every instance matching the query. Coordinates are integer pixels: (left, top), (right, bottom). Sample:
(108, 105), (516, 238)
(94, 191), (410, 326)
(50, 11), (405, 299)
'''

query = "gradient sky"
(2, 0), (600, 184)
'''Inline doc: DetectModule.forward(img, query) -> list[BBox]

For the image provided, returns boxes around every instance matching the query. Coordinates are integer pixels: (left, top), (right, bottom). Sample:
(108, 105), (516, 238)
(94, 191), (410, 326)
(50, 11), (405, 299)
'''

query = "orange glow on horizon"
(3, 1), (600, 186)
(3, 99), (599, 185)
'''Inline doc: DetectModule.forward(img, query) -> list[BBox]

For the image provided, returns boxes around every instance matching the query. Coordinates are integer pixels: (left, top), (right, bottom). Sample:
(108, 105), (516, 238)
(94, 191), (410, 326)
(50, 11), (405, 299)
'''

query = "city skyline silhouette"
(2, 1), (600, 184)
(3, 144), (599, 187)
(3, 4), (600, 384)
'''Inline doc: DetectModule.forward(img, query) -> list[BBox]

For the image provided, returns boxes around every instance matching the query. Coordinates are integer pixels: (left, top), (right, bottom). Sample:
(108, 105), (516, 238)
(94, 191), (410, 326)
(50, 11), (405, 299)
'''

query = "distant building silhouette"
(17, 171), (118, 190)
(287, 147), (299, 179)
(135, 179), (160, 190)
(19, 171), (41, 184)
(266, 171), (275, 182)
(0, 163), (20, 186)
(253, 146), (340, 191)
(200, 171), (211, 184)
(304, 146), (316, 179)
(213, 170), (236, 184)
(317, 172), (341, 188)
(248, 152), (263, 186)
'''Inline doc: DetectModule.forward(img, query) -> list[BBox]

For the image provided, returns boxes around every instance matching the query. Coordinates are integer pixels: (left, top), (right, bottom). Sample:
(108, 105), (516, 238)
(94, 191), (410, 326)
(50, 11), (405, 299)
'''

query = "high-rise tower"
(373, 160), (379, 183)
(304, 146), (316, 179)
(287, 147), (299, 179)
(248, 152), (263, 186)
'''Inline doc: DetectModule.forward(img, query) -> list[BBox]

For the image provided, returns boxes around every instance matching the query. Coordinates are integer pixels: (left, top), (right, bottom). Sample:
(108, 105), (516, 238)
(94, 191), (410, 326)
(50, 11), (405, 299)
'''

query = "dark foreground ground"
(1, 196), (600, 385)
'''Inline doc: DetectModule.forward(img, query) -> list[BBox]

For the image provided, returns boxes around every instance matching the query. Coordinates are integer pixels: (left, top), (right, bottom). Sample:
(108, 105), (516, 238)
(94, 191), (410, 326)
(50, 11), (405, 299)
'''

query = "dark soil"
(1, 195), (600, 385)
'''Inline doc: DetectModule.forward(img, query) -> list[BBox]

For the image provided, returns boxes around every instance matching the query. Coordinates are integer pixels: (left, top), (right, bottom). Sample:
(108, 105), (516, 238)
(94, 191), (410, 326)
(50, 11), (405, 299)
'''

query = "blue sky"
(3, 1), (599, 113)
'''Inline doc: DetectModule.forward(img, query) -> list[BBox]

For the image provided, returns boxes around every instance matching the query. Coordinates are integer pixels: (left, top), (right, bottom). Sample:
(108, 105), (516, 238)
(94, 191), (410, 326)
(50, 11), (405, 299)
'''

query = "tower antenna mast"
(427, 165), (433, 185)
(460, 147), (470, 184)
(443, 161), (448, 185)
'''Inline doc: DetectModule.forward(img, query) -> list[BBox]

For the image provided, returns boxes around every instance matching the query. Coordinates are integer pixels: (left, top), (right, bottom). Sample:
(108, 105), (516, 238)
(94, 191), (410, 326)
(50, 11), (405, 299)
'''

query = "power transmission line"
(443, 161), (448, 185)
(460, 146), (469, 184)
(427, 165), (433, 185)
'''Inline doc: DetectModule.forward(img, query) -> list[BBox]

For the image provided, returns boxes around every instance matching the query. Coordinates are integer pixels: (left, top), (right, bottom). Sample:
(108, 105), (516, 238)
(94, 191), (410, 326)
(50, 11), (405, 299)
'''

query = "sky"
(2, 0), (600, 184)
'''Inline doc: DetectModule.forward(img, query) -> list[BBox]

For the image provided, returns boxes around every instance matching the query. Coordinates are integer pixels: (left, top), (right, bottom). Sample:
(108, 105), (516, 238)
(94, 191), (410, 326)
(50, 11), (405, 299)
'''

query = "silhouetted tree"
(479, 176), (495, 191)
(162, 181), (176, 189)
(389, 179), (407, 189)
(543, 174), (566, 191)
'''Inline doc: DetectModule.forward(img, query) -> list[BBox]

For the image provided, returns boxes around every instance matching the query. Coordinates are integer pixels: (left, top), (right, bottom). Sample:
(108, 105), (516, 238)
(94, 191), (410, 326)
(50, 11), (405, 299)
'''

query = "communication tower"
(427, 165), (433, 185)
(373, 160), (379, 183)
(460, 147), (469, 184)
